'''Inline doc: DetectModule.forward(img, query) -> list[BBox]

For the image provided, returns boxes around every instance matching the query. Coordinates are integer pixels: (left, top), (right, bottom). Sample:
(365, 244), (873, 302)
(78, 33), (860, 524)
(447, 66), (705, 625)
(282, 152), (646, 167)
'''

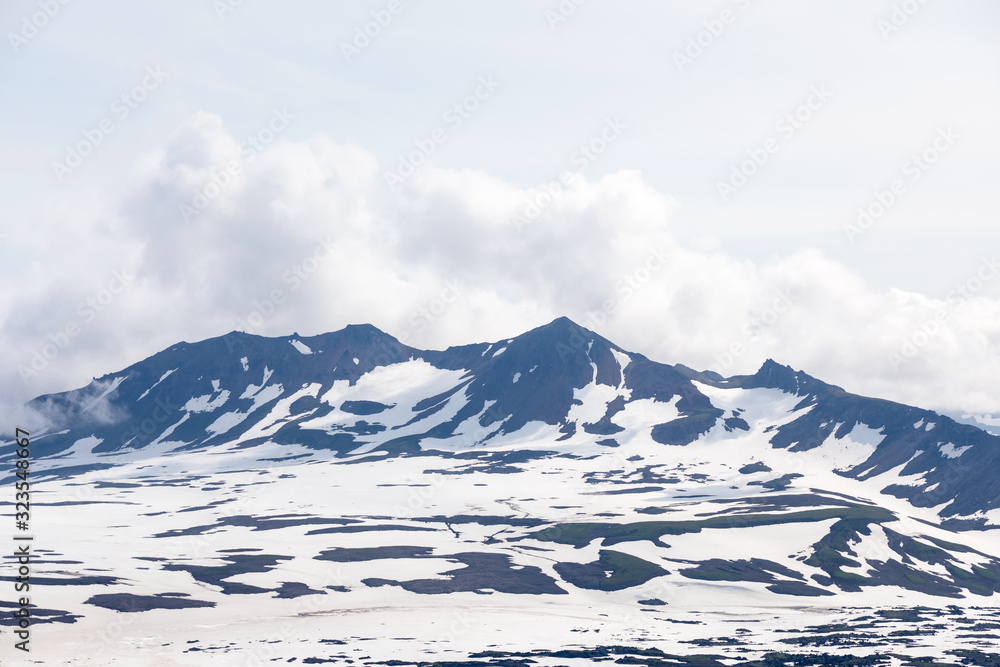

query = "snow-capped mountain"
(22, 316), (1000, 523)
(5, 318), (1000, 665)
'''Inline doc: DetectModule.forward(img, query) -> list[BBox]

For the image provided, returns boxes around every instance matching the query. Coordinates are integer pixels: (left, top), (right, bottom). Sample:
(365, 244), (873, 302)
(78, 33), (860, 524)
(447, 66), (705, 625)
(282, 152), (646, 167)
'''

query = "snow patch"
(939, 442), (971, 459)
(236, 383), (322, 443)
(242, 367), (274, 400)
(206, 411), (250, 438)
(613, 395), (683, 431)
(492, 346), (506, 358)
(60, 435), (104, 458)
(567, 381), (624, 425)
(149, 414), (191, 448)
(240, 357), (249, 371)
(248, 383), (283, 410)
(137, 368), (177, 401)
(305, 360), (470, 439)
(290, 339), (313, 355)
(184, 390), (231, 413)
(694, 383), (813, 436)
(812, 423), (884, 472)
(610, 349), (631, 377)
(512, 373), (521, 384)
(849, 525), (893, 568)
(82, 376), (127, 412)
(208, 383), (285, 438)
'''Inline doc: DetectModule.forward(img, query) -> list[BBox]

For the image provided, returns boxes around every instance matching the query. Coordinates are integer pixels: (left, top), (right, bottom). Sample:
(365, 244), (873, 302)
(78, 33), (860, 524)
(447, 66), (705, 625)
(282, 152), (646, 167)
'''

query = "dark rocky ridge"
(12, 318), (1000, 524)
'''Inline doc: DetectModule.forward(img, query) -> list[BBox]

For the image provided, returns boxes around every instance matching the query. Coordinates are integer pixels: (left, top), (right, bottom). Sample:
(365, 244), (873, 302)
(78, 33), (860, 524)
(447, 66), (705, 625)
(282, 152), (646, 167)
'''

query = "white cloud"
(4, 113), (1000, 421)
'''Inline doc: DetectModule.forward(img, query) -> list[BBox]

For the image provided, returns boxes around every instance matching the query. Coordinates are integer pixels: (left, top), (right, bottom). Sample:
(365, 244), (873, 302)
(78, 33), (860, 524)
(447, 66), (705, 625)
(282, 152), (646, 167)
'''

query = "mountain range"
(6, 317), (1000, 665)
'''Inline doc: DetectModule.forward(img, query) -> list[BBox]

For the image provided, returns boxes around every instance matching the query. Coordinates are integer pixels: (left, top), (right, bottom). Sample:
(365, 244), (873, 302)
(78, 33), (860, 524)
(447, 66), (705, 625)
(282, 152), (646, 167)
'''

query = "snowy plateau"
(3, 317), (1000, 666)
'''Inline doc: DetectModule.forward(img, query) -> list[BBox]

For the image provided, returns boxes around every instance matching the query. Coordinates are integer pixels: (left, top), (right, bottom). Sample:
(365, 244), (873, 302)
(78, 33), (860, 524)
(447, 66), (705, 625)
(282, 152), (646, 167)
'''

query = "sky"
(2, 0), (1000, 421)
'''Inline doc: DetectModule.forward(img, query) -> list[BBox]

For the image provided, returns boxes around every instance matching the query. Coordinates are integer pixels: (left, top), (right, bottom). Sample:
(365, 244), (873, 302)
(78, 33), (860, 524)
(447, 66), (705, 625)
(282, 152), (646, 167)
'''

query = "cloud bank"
(4, 113), (1000, 419)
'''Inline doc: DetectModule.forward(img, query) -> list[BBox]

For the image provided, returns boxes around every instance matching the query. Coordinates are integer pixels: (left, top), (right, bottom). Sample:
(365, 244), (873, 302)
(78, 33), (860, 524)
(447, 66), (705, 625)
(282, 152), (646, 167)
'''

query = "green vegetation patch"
(531, 505), (894, 548)
(554, 550), (668, 591)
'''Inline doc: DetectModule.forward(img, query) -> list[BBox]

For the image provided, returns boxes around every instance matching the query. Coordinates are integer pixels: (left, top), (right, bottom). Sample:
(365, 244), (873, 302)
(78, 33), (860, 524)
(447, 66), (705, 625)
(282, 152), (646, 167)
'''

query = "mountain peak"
(336, 322), (395, 338)
(317, 323), (407, 352)
(746, 358), (824, 397)
(532, 315), (588, 335)
(548, 315), (580, 327)
(342, 322), (384, 332)
(515, 316), (611, 351)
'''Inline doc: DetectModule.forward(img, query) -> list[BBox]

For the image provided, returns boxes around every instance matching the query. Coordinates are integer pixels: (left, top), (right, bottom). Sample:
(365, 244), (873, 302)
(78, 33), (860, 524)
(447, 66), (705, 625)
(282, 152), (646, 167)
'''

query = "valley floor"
(3, 433), (1000, 665)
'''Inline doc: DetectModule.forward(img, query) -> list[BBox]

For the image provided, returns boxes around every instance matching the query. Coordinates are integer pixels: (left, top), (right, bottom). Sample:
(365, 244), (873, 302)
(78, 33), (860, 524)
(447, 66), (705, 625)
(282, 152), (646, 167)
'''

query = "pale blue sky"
(3, 1), (1000, 415)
